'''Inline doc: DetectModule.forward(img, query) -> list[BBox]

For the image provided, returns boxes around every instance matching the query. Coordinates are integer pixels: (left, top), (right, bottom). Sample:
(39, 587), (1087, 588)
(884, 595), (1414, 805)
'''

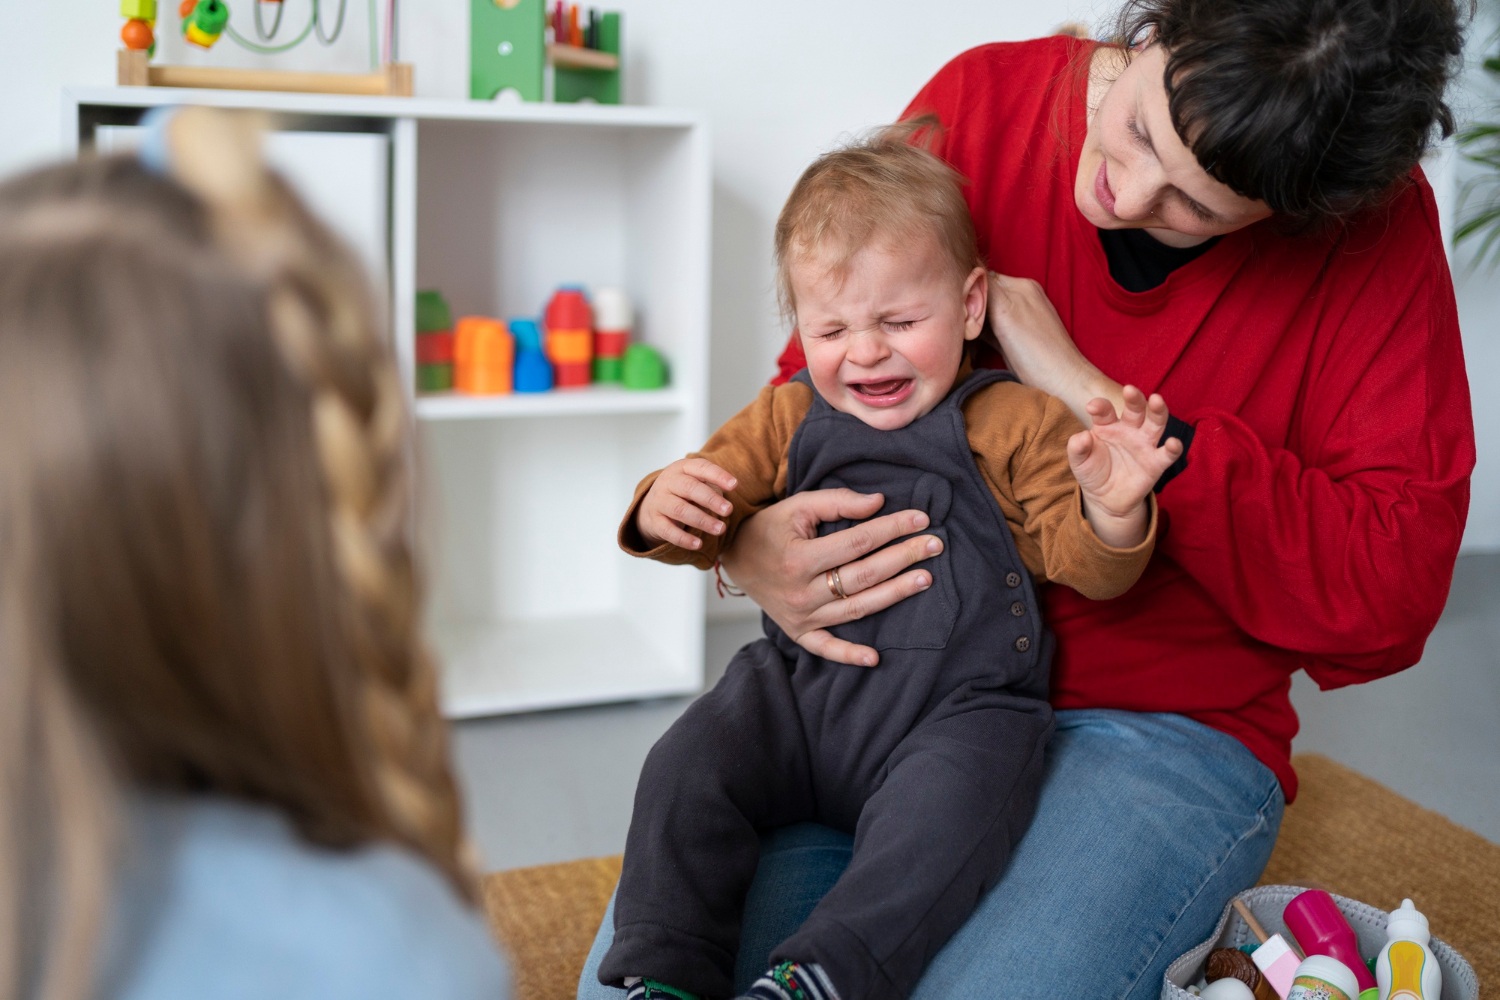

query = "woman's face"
(1076, 44), (1273, 248)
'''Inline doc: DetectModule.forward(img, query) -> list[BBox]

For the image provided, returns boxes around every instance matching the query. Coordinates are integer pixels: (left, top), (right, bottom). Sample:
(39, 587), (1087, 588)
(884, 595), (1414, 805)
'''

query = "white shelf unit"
(66, 88), (712, 719)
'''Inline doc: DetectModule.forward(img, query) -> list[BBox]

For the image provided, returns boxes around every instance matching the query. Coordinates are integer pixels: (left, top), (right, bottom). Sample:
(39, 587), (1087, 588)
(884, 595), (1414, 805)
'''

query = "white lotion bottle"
(1287, 954), (1361, 1000)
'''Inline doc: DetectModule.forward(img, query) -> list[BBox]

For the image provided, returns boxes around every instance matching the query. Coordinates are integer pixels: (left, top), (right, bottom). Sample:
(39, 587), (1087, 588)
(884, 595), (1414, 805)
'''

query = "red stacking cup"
(416, 330), (455, 365)
(543, 286), (593, 388)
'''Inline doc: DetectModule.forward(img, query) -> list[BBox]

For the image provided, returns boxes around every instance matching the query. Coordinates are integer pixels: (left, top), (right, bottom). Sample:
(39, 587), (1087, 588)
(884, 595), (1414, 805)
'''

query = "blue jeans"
(577, 710), (1284, 999)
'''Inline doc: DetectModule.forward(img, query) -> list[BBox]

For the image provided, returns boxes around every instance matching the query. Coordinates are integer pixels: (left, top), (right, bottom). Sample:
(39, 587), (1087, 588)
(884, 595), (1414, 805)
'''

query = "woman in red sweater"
(578, 1), (1476, 996)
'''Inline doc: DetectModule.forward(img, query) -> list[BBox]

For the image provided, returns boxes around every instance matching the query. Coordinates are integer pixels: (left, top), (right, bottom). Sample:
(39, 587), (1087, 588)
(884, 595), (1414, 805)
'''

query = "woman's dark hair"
(1116, 0), (1471, 228)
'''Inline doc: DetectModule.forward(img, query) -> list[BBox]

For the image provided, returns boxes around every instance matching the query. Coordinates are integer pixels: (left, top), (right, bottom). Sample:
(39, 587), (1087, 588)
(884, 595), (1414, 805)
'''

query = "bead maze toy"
(120, 0), (160, 55)
(117, 0), (414, 96)
(470, 0), (621, 104)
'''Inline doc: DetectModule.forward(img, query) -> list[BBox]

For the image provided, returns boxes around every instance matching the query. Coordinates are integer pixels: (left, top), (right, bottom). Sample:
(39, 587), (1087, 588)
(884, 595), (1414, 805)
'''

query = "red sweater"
(773, 37), (1475, 800)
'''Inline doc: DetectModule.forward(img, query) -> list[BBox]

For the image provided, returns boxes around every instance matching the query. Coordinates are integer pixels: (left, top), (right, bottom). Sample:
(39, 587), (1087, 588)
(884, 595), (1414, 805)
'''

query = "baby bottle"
(1284, 889), (1378, 997)
(1375, 899), (1442, 1000)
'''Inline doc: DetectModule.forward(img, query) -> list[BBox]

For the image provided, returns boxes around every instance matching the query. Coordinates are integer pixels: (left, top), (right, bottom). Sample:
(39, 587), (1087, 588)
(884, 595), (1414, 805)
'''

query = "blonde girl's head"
(0, 108), (471, 1000)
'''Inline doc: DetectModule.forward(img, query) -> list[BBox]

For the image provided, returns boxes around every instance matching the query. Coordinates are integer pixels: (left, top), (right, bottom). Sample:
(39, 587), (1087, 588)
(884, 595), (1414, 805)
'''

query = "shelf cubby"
(66, 86), (712, 717)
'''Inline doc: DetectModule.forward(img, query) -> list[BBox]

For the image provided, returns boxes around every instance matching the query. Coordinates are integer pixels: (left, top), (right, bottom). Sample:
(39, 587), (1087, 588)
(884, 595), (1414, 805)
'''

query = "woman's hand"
(718, 489), (942, 667)
(987, 272), (1122, 422)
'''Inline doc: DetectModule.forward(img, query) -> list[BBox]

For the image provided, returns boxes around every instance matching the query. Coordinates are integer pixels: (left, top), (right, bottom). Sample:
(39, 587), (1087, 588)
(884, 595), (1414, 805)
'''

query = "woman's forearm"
(987, 272), (1123, 423)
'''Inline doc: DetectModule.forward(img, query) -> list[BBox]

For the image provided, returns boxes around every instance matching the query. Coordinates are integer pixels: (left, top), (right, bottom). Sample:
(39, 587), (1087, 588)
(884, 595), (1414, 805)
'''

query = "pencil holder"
(1161, 886), (1478, 1000)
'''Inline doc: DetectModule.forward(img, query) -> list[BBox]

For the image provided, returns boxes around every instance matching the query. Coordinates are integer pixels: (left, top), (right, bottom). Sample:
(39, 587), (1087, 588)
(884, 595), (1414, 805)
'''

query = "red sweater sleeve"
(772, 334), (804, 386)
(1157, 236), (1473, 689)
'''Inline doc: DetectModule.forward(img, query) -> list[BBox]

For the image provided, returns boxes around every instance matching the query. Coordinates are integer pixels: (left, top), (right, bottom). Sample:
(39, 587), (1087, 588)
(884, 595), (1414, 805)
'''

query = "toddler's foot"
(624, 977), (700, 1000)
(739, 960), (840, 1000)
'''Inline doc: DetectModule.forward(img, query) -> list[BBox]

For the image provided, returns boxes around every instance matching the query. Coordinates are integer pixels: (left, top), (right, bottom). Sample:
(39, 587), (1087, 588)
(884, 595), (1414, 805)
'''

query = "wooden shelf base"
(117, 49), (413, 97)
(546, 43), (620, 72)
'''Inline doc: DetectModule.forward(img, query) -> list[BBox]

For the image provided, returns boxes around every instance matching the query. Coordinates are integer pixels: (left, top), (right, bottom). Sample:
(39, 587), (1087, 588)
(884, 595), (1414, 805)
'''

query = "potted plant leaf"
(1457, 7), (1500, 265)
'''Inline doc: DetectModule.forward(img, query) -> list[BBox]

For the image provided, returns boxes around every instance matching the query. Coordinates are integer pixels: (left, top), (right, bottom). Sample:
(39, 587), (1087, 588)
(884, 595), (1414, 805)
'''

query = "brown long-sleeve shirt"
(620, 377), (1155, 600)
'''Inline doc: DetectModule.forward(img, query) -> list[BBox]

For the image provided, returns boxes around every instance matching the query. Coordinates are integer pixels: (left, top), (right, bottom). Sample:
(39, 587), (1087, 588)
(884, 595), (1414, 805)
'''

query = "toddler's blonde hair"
(774, 117), (981, 320)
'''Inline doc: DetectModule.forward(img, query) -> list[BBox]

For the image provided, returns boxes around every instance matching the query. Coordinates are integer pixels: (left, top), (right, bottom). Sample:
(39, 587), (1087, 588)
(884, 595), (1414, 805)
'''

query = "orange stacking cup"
(547, 329), (592, 364)
(455, 316), (514, 395)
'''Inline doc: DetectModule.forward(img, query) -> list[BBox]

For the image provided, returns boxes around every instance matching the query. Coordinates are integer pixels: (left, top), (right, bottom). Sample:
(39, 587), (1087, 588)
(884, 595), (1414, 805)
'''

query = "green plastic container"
(470, 0), (545, 101)
(416, 290), (452, 334)
(555, 11), (622, 106)
(621, 344), (667, 390)
(417, 363), (454, 393)
(592, 356), (625, 383)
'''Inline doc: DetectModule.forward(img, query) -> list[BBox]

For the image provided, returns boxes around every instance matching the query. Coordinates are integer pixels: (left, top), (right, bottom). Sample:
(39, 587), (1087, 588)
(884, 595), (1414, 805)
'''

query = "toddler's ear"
(963, 267), (988, 341)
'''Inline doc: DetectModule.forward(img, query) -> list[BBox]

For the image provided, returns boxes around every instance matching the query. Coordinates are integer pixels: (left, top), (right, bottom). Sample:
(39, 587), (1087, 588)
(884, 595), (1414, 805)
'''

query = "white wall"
(3, 0), (1497, 550)
(1451, 6), (1500, 549)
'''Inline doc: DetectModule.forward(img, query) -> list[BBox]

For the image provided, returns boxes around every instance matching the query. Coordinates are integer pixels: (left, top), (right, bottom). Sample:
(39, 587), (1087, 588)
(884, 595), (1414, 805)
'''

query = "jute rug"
(1259, 754), (1497, 986)
(482, 754), (1497, 1000)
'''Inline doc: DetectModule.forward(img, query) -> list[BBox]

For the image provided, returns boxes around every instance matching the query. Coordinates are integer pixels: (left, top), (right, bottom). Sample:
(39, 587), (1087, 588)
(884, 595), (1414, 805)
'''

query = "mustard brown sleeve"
(964, 382), (1155, 600)
(618, 382), (814, 570)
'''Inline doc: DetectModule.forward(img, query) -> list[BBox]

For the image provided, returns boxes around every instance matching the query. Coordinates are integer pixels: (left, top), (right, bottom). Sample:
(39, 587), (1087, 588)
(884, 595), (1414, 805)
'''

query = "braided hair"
(0, 109), (472, 1000)
(165, 107), (472, 887)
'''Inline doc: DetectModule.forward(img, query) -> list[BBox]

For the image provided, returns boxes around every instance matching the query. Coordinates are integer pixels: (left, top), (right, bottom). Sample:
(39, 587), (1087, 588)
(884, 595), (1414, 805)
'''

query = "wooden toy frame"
(117, 49), (414, 96)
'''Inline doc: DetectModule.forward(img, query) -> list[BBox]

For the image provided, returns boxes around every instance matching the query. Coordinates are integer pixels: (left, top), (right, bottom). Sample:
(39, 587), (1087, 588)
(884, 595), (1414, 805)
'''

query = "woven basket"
(1162, 884), (1479, 1000)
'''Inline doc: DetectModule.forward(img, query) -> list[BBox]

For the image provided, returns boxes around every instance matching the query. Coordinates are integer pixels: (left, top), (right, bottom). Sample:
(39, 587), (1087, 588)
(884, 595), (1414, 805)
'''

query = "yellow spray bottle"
(1376, 899), (1442, 1000)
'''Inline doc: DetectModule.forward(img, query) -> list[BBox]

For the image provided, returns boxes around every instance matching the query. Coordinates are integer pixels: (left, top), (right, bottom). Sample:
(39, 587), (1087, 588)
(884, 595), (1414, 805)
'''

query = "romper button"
(1010, 601), (1025, 617)
(1014, 636), (1031, 652)
(1005, 572), (1022, 587)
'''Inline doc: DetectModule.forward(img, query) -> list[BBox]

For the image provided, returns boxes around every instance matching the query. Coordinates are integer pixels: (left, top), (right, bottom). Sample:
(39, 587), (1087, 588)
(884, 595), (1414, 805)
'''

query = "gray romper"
(600, 369), (1056, 1000)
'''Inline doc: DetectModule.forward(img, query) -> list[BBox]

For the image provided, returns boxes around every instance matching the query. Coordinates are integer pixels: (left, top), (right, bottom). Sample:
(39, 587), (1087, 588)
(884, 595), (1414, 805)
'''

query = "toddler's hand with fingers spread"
(637, 458), (739, 550)
(1068, 385), (1183, 549)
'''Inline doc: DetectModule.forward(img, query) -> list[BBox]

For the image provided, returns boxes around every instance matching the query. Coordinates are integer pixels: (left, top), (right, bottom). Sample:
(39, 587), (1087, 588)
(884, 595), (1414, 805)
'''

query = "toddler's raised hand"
(1067, 386), (1183, 548)
(637, 458), (739, 550)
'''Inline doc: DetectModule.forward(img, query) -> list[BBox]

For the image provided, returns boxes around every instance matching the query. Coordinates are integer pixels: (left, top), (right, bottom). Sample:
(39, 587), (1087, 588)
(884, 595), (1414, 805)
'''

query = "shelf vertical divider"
(390, 116), (420, 389)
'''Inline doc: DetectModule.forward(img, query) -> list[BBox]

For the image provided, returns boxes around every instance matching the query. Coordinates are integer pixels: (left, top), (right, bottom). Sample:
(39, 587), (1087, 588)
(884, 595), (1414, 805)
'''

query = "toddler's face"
(792, 235), (986, 431)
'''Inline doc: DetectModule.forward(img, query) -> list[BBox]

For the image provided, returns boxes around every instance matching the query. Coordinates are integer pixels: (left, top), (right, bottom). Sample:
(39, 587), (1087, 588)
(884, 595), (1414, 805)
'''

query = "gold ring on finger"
(826, 568), (848, 601)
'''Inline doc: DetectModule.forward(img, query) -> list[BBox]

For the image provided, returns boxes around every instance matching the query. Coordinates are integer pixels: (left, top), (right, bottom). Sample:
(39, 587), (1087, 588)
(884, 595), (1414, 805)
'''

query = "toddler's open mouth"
(848, 378), (914, 406)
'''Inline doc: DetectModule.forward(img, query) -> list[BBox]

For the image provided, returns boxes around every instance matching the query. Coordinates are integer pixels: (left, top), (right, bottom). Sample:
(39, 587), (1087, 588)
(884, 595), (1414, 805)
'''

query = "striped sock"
(739, 960), (840, 1000)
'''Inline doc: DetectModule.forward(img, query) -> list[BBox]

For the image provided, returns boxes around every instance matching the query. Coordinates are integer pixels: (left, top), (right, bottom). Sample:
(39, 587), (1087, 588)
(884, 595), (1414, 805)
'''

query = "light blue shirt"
(103, 796), (511, 1000)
